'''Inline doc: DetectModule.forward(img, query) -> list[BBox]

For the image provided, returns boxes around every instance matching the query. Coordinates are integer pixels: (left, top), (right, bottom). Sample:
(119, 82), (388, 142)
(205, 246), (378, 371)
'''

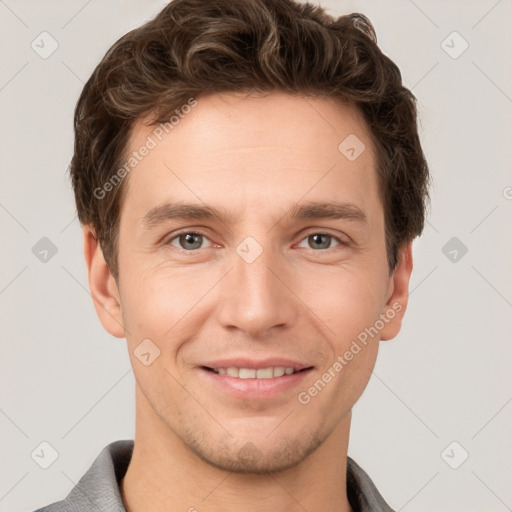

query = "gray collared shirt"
(33, 440), (395, 511)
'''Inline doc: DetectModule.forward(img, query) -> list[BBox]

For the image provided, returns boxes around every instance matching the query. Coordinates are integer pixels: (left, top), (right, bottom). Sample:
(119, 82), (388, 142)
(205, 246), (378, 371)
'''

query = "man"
(34, 0), (429, 510)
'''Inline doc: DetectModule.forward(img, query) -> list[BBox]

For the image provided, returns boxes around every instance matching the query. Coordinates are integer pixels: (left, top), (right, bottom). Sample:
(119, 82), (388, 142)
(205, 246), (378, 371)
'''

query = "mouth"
(198, 363), (314, 400)
(201, 366), (312, 379)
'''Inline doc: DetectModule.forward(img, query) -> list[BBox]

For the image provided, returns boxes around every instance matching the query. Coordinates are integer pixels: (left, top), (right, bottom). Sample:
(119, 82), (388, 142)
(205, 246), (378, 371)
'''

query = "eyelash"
(164, 229), (350, 253)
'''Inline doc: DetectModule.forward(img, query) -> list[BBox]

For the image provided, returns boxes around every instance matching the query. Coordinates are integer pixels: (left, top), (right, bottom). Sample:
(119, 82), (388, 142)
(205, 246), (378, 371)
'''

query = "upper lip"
(200, 358), (313, 371)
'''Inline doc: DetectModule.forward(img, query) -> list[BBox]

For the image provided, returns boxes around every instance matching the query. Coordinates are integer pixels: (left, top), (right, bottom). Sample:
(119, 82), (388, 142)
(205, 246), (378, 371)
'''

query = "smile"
(200, 365), (314, 400)
(204, 366), (306, 379)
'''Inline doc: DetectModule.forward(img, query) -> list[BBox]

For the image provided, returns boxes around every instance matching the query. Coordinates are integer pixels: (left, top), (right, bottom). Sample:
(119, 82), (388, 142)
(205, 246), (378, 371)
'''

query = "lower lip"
(199, 367), (313, 400)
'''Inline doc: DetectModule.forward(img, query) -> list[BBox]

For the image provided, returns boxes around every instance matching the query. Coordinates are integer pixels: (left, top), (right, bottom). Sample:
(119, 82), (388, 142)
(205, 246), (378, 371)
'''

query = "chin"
(185, 432), (324, 474)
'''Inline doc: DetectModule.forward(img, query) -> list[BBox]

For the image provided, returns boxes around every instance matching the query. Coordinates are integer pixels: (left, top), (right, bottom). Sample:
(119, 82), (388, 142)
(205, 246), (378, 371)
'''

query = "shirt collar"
(55, 440), (394, 512)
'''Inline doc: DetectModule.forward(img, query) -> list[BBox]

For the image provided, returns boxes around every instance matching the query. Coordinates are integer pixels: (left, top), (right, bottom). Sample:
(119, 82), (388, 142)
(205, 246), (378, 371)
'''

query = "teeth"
(273, 367), (285, 377)
(213, 367), (299, 379)
(257, 368), (274, 378)
(226, 367), (239, 377)
(239, 368), (256, 379)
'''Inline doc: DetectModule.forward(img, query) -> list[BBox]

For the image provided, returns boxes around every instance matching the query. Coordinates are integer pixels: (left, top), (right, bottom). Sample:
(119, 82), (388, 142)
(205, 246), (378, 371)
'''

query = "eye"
(168, 232), (210, 251)
(165, 230), (348, 253)
(296, 233), (346, 250)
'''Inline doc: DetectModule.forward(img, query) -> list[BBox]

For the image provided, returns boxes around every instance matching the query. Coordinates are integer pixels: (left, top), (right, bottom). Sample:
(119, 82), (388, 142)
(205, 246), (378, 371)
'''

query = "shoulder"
(346, 456), (396, 512)
(30, 440), (134, 512)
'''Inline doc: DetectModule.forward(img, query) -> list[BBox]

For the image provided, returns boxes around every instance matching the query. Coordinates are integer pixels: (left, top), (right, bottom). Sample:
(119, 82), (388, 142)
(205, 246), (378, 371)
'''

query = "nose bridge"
(217, 234), (296, 336)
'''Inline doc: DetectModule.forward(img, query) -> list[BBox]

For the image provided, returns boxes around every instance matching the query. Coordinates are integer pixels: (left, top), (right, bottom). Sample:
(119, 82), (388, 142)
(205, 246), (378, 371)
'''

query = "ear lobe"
(379, 241), (413, 341)
(82, 226), (126, 339)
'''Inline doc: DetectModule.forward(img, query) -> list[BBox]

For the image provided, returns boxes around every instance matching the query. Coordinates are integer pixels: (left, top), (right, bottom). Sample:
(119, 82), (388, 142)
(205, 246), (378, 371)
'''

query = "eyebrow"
(141, 200), (368, 230)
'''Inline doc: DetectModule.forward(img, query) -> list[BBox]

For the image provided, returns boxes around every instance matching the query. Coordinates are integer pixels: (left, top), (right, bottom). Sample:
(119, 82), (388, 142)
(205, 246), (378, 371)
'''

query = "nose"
(216, 239), (299, 339)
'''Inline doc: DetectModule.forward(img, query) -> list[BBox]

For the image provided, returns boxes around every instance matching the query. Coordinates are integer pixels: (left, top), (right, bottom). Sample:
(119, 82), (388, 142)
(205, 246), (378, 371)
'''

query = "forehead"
(119, 92), (380, 224)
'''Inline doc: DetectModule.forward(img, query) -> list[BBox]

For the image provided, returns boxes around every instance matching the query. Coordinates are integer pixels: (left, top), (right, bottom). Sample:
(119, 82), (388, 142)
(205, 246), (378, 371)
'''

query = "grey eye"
(173, 233), (205, 250)
(299, 234), (338, 250)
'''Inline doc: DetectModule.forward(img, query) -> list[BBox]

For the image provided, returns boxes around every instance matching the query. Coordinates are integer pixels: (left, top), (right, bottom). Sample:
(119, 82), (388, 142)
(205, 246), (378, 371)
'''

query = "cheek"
(295, 264), (386, 342)
(121, 257), (387, 343)
(299, 270), (383, 412)
(119, 267), (200, 396)
(119, 257), (228, 379)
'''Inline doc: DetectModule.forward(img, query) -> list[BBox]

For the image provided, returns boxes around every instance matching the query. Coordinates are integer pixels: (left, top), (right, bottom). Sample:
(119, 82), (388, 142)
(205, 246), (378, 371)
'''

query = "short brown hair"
(70, 0), (430, 282)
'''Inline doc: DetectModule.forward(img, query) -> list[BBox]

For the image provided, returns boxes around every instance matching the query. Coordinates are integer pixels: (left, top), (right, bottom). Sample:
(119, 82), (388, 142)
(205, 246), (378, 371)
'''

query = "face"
(85, 91), (412, 473)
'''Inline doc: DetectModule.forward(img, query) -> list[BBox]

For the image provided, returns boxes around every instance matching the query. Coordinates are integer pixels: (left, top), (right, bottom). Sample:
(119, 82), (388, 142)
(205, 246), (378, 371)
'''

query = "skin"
(83, 91), (413, 512)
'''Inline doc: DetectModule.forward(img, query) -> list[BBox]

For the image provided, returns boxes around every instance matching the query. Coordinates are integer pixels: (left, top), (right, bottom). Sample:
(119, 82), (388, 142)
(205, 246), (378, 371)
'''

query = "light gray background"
(1, 1), (511, 511)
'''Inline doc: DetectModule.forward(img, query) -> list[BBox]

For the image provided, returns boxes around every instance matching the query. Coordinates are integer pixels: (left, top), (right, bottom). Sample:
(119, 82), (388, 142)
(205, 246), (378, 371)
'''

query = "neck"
(121, 387), (354, 512)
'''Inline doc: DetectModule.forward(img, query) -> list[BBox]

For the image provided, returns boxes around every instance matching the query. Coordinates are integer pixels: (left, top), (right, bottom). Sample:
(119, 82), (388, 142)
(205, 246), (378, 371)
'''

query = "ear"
(379, 241), (413, 341)
(82, 225), (126, 338)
